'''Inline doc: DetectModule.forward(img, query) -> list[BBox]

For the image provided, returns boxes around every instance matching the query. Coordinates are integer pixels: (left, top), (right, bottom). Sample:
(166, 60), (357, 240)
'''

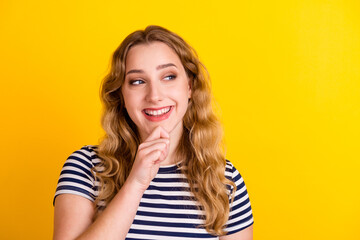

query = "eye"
(164, 75), (176, 81)
(129, 79), (144, 85)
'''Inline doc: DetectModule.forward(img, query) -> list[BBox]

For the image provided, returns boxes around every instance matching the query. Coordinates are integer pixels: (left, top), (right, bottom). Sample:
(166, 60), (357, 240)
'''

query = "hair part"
(95, 25), (236, 236)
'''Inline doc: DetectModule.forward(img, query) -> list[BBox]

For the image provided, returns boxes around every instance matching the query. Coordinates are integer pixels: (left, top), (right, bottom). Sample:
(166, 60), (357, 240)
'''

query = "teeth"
(145, 107), (171, 116)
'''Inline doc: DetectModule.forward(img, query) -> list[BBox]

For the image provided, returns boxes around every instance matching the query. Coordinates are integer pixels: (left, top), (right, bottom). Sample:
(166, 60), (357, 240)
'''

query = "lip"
(143, 106), (170, 111)
(142, 106), (173, 122)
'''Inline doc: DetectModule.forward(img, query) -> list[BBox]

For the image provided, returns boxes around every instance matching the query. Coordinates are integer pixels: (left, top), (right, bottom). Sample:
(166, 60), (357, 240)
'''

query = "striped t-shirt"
(54, 145), (254, 239)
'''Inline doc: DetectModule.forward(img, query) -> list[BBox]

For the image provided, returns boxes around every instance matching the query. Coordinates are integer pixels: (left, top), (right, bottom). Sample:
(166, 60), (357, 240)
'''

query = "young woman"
(53, 25), (254, 240)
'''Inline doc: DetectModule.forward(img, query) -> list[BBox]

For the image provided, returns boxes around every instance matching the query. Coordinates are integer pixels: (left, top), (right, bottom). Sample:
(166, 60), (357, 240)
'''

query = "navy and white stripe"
(54, 145), (254, 239)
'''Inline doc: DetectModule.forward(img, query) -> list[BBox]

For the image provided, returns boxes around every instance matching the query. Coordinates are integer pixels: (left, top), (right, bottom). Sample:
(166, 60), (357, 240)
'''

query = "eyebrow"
(126, 63), (177, 76)
(156, 63), (177, 70)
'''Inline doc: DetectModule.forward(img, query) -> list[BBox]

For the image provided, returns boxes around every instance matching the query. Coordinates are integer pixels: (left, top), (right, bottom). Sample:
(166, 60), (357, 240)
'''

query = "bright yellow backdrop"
(1, 0), (359, 239)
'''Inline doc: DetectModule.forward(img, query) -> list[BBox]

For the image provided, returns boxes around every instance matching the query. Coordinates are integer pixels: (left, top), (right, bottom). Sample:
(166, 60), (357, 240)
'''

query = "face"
(122, 42), (191, 141)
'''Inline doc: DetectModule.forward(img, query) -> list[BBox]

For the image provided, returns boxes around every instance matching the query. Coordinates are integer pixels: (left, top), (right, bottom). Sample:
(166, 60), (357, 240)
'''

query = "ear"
(187, 77), (192, 99)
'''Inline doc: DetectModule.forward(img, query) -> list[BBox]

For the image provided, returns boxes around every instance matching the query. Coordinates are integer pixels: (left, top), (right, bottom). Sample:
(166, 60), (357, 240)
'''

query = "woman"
(53, 25), (254, 240)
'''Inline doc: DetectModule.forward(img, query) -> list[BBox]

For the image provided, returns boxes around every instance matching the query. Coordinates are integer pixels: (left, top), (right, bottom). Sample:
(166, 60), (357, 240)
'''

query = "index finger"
(145, 126), (169, 142)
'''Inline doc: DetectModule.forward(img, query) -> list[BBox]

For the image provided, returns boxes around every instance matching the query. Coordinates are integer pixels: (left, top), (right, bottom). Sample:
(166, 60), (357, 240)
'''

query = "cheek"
(122, 94), (139, 117)
(174, 90), (190, 112)
(122, 90), (135, 107)
(174, 79), (191, 99)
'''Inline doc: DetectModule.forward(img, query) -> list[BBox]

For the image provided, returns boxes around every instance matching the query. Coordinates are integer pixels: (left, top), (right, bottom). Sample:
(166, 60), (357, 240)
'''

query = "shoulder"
(65, 145), (101, 169)
(54, 145), (101, 204)
(70, 144), (99, 161)
(223, 160), (254, 235)
(225, 159), (243, 181)
(224, 159), (248, 195)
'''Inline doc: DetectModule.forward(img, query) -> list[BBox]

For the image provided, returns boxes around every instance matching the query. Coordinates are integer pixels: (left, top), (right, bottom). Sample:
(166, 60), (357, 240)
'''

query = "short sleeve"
(223, 160), (254, 235)
(53, 145), (99, 205)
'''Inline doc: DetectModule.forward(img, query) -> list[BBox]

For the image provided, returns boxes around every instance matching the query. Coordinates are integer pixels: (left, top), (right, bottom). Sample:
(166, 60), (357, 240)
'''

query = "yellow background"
(1, 0), (359, 239)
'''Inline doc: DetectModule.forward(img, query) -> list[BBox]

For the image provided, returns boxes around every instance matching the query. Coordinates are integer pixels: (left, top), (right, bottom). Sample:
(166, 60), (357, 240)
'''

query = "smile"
(144, 106), (171, 116)
(142, 106), (173, 122)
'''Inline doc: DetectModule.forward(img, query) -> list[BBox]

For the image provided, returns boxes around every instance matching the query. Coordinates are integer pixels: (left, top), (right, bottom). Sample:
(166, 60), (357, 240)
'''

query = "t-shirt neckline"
(158, 162), (182, 173)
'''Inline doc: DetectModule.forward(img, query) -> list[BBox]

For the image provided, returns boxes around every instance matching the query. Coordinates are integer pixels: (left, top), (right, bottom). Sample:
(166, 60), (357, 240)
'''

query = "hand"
(126, 126), (170, 192)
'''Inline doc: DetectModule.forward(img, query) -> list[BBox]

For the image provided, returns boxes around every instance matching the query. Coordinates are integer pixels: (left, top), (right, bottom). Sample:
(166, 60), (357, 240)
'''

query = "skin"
(53, 42), (253, 240)
(122, 42), (191, 166)
(54, 126), (170, 240)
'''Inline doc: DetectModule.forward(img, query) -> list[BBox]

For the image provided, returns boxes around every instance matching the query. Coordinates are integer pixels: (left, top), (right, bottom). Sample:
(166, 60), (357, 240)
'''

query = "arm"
(54, 178), (145, 240)
(53, 127), (170, 240)
(219, 225), (253, 240)
(53, 195), (94, 240)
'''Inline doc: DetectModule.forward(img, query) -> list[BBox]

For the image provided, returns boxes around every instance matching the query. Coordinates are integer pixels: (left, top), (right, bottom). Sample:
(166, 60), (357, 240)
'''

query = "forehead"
(125, 42), (182, 70)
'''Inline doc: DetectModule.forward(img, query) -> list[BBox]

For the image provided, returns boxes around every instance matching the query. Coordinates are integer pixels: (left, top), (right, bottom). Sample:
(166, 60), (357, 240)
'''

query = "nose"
(145, 82), (163, 102)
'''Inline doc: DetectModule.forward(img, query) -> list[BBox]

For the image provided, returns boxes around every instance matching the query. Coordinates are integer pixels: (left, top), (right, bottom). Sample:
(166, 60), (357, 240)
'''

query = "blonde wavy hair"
(96, 25), (236, 236)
